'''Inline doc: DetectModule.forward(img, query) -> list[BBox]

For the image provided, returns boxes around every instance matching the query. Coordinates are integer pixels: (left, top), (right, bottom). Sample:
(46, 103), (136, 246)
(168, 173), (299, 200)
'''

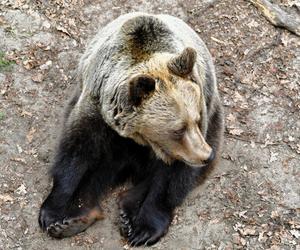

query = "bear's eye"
(172, 125), (187, 140)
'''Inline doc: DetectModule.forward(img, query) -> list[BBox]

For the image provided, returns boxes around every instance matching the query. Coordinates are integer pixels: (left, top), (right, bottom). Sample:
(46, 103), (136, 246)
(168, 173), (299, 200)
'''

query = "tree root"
(250, 0), (300, 36)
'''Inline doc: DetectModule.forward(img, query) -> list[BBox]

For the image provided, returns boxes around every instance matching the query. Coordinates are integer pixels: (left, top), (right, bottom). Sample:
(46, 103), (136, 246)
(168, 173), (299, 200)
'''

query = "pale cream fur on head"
(116, 50), (207, 164)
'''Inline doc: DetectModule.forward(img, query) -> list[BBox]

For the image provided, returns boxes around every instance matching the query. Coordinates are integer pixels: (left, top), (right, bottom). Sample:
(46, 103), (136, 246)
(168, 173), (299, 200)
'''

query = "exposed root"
(250, 0), (300, 36)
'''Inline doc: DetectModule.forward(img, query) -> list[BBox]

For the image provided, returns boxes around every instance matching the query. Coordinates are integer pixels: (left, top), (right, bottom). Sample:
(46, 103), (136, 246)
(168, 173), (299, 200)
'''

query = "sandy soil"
(0, 0), (299, 249)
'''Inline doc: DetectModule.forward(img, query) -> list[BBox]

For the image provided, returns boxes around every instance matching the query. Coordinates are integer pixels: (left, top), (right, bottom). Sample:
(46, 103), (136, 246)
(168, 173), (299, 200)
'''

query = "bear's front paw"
(39, 206), (103, 238)
(119, 206), (171, 247)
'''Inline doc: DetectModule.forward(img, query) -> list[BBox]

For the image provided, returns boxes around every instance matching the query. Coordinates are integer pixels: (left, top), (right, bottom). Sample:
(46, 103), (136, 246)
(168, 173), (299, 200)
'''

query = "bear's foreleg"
(119, 162), (199, 246)
(39, 114), (112, 238)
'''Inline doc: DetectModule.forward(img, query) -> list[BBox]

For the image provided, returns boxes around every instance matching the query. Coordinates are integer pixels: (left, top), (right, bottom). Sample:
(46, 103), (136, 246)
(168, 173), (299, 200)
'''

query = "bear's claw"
(119, 207), (171, 247)
(119, 209), (133, 238)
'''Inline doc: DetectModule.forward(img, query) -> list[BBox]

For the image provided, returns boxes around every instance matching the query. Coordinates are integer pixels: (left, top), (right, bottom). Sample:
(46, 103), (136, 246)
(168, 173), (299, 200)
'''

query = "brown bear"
(39, 12), (224, 247)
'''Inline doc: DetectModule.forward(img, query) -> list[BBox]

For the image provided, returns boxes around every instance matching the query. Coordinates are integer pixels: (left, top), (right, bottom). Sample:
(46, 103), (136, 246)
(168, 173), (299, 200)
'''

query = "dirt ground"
(0, 0), (299, 249)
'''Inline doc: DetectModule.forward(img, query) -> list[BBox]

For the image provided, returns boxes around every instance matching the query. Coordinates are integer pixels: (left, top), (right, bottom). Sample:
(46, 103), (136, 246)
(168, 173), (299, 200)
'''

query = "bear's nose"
(204, 148), (215, 164)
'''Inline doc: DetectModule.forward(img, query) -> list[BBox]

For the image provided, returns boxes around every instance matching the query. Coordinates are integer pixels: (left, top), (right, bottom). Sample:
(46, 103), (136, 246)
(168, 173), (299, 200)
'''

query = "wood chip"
(211, 36), (226, 44)
(11, 157), (27, 164)
(229, 128), (244, 136)
(26, 127), (36, 143)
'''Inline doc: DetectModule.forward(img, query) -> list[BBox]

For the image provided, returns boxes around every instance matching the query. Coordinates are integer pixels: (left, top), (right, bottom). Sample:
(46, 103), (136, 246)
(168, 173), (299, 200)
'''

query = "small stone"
(288, 136), (295, 142)
(290, 229), (300, 239)
(42, 20), (51, 29)
(240, 237), (246, 246)
(16, 184), (27, 195)
(40, 60), (52, 70)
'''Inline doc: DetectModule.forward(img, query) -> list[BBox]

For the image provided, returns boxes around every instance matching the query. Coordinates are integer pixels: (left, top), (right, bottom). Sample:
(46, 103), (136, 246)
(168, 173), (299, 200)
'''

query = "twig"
(225, 132), (281, 146)
(242, 32), (281, 62)
(249, 0), (300, 36)
(188, 0), (220, 15)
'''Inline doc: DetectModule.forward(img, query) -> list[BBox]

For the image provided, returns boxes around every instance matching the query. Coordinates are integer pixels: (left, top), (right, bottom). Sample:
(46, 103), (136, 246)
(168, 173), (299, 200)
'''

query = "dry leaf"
(68, 18), (76, 27)
(0, 16), (7, 25)
(42, 20), (51, 29)
(0, 194), (13, 202)
(281, 32), (290, 47)
(233, 91), (244, 102)
(269, 152), (279, 163)
(23, 59), (36, 70)
(271, 210), (279, 219)
(238, 210), (248, 219)
(233, 222), (243, 232)
(21, 110), (33, 117)
(239, 226), (256, 236)
(226, 113), (236, 124)
(247, 19), (259, 28)
(56, 25), (71, 37)
(233, 91), (248, 108)
(32, 73), (44, 83)
(232, 233), (240, 245)
(210, 218), (220, 224)
(240, 237), (246, 246)
(16, 144), (23, 153)
(269, 246), (280, 250)
(258, 231), (267, 242)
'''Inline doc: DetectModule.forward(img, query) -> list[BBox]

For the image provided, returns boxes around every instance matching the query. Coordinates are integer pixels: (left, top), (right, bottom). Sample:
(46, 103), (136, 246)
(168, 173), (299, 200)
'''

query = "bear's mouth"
(147, 139), (207, 168)
(181, 159), (206, 168)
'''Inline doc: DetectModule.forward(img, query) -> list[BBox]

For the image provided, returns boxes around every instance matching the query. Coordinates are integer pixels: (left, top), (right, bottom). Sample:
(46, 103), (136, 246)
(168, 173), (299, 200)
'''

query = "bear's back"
(78, 13), (213, 87)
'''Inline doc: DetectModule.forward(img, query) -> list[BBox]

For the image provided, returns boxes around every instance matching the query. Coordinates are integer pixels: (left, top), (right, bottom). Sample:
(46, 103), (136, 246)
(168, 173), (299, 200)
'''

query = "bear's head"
(115, 47), (214, 167)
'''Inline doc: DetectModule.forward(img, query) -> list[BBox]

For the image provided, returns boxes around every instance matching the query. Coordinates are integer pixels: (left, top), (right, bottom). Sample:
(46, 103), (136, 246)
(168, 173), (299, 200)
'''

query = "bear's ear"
(128, 74), (156, 106)
(167, 47), (197, 77)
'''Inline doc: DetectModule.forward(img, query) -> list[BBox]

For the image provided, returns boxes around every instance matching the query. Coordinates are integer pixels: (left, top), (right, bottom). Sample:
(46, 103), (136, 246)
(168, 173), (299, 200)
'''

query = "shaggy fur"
(39, 12), (224, 246)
